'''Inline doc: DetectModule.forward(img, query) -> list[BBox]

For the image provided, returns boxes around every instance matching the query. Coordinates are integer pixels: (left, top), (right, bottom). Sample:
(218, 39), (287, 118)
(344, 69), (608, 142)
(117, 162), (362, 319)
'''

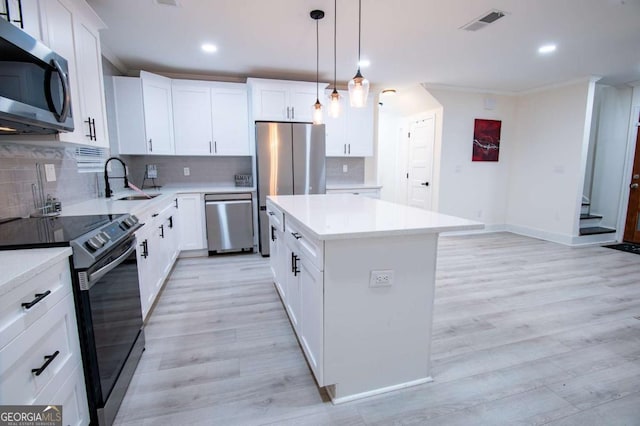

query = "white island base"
(266, 194), (482, 403)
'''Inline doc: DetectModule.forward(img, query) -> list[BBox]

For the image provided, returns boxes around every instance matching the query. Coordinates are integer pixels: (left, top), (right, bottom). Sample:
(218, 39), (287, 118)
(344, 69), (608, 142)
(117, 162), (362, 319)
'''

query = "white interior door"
(407, 115), (435, 210)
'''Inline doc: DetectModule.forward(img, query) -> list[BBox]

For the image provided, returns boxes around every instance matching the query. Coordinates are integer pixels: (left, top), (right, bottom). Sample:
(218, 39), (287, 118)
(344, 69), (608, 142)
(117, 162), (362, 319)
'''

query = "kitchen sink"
(116, 194), (160, 201)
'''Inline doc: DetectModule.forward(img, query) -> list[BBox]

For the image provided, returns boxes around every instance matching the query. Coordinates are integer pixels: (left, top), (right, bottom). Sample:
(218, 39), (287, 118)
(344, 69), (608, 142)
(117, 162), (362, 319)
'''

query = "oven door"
(76, 235), (144, 425)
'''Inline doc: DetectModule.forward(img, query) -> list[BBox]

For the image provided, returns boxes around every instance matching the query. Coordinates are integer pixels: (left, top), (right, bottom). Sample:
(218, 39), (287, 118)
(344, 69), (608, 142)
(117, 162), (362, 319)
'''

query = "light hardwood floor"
(114, 232), (640, 425)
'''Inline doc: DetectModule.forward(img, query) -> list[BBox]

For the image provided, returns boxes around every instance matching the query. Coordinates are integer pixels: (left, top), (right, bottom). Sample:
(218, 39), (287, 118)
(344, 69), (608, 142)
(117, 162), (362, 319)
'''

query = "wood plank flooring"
(113, 232), (640, 425)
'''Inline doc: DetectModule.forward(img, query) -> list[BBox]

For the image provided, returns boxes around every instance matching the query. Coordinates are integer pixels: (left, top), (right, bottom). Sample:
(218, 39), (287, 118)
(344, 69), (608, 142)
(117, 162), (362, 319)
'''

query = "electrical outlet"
(343, 164), (348, 173)
(183, 167), (190, 176)
(44, 164), (56, 182)
(370, 270), (394, 288)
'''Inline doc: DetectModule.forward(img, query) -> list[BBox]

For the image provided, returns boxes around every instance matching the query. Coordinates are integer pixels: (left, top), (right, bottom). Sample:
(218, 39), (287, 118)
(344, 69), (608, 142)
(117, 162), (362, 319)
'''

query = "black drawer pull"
(22, 290), (52, 310)
(291, 232), (301, 240)
(32, 351), (60, 376)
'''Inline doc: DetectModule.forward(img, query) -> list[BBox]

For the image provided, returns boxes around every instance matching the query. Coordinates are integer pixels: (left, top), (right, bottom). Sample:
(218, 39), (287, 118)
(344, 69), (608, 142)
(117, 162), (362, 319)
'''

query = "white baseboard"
(327, 377), (433, 405)
(441, 223), (507, 236)
(505, 224), (574, 245)
(178, 249), (208, 258)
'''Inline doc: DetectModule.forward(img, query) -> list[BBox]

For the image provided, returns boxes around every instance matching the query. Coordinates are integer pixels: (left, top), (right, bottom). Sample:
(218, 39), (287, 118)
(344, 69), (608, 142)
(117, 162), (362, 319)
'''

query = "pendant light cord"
(316, 17), (319, 100)
(357, 0), (362, 66)
(333, 0), (337, 90)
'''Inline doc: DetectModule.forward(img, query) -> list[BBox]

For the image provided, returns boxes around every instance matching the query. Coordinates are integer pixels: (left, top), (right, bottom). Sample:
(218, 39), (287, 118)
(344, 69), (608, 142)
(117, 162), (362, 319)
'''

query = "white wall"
(589, 85), (633, 228)
(426, 88), (516, 229)
(506, 80), (595, 242)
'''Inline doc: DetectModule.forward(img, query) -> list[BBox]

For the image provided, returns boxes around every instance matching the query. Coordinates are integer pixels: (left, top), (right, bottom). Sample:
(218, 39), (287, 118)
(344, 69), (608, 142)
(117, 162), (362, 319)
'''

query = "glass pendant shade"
(313, 99), (323, 125)
(348, 68), (370, 108)
(328, 89), (341, 118)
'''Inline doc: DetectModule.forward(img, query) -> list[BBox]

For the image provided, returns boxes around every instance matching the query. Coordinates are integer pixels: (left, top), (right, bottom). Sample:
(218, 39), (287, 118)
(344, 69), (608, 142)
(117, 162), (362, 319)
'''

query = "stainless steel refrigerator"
(256, 121), (326, 256)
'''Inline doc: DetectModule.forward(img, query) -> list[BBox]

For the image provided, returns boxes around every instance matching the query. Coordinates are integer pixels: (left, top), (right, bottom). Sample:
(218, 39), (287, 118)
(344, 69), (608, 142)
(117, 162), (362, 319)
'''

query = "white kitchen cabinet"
(113, 72), (175, 155)
(284, 231), (301, 332)
(298, 252), (324, 385)
(177, 194), (207, 251)
(0, 254), (88, 423)
(248, 78), (327, 122)
(39, 0), (109, 147)
(141, 71), (175, 155)
(267, 202), (285, 299)
(172, 80), (250, 156)
(325, 89), (374, 157)
(326, 187), (381, 199)
(3, 0), (41, 39)
(135, 197), (182, 320)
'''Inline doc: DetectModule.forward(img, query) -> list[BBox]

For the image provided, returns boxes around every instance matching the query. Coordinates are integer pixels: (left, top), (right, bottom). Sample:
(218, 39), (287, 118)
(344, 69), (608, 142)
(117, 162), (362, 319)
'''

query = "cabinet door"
(324, 90), (348, 156)
(135, 227), (155, 320)
(74, 19), (108, 147)
(289, 84), (319, 123)
(253, 85), (289, 121)
(39, 0), (83, 145)
(177, 194), (207, 250)
(285, 238), (301, 331)
(113, 77), (147, 155)
(211, 86), (250, 155)
(269, 217), (284, 298)
(299, 255), (324, 386)
(8, 0), (40, 39)
(35, 366), (89, 426)
(345, 96), (374, 156)
(172, 82), (213, 155)
(141, 71), (175, 155)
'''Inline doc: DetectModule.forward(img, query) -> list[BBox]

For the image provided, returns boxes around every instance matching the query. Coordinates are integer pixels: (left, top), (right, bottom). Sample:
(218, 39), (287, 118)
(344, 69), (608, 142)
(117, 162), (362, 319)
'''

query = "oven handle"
(87, 240), (136, 286)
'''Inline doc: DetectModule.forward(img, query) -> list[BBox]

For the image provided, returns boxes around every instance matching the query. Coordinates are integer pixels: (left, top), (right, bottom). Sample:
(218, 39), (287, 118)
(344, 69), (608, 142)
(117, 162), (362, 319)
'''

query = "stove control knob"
(120, 221), (130, 230)
(94, 234), (107, 245)
(98, 231), (111, 242)
(129, 215), (139, 224)
(85, 237), (103, 251)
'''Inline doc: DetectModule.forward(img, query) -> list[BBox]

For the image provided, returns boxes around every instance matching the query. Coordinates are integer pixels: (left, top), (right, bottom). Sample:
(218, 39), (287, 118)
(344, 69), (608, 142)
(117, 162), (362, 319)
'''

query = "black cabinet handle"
(152, 213), (159, 217)
(140, 240), (148, 258)
(293, 254), (300, 276)
(291, 232), (301, 240)
(168, 216), (173, 229)
(91, 118), (97, 141)
(85, 117), (94, 140)
(159, 224), (164, 238)
(271, 226), (276, 241)
(174, 198), (179, 209)
(421, 182), (429, 186)
(268, 211), (275, 216)
(291, 252), (295, 273)
(149, 139), (153, 152)
(21, 290), (51, 310)
(32, 351), (60, 376)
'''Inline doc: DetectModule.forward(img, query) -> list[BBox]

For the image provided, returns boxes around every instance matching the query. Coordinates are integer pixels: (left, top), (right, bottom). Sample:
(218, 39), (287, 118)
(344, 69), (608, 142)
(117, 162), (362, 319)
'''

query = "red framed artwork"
(472, 119), (501, 162)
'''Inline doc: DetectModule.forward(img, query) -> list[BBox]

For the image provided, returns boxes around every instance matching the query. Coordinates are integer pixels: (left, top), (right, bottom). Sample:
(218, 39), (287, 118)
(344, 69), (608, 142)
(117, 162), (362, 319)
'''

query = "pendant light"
(311, 9), (324, 125)
(328, 0), (341, 118)
(348, 0), (369, 108)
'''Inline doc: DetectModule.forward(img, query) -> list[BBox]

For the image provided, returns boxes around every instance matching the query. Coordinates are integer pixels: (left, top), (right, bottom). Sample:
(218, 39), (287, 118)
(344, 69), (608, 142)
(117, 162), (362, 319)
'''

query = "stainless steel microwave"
(0, 17), (74, 135)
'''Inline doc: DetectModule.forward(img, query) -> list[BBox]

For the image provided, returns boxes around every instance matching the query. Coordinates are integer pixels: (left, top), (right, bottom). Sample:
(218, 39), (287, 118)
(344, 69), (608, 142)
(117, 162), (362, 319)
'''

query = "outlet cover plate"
(370, 270), (394, 288)
(44, 164), (56, 182)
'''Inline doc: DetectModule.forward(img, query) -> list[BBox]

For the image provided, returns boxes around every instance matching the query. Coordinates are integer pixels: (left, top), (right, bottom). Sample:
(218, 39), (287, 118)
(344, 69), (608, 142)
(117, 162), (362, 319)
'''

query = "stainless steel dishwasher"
(204, 193), (254, 253)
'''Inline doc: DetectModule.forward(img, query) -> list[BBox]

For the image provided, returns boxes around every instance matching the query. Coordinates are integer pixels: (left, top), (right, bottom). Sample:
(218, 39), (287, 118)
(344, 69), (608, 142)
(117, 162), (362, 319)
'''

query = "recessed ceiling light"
(358, 59), (370, 68)
(538, 44), (557, 54)
(201, 43), (218, 53)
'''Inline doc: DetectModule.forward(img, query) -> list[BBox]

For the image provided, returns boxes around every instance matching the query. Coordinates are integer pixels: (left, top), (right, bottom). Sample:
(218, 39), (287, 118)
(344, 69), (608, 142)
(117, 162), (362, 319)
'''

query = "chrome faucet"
(104, 157), (129, 198)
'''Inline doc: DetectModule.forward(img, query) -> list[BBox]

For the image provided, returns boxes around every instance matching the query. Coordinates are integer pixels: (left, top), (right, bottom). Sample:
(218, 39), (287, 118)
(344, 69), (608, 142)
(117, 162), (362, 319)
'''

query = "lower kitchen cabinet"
(0, 254), (89, 424)
(267, 202), (285, 298)
(177, 194), (207, 251)
(135, 198), (180, 320)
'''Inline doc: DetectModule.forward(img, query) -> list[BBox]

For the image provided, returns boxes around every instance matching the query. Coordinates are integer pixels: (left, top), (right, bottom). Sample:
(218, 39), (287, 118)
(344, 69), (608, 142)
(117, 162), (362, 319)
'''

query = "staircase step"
(580, 214), (602, 220)
(579, 226), (616, 236)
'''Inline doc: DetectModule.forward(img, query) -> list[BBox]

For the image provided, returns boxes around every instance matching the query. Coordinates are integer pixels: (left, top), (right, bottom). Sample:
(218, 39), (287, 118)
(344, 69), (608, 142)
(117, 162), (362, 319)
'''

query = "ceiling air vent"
(154, 0), (180, 6)
(460, 9), (506, 31)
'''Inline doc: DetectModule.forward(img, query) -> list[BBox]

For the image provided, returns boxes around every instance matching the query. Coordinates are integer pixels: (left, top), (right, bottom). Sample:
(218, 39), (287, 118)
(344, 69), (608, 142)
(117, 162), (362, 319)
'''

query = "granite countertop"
(0, 247), (72, 296)
(61, 184), (255, 217)
(268, 194), (483, 240)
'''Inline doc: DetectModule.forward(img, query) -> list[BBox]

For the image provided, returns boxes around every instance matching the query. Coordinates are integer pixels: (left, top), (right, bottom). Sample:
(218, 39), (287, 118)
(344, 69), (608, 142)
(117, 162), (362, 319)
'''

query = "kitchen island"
(266, 194), (483, 403)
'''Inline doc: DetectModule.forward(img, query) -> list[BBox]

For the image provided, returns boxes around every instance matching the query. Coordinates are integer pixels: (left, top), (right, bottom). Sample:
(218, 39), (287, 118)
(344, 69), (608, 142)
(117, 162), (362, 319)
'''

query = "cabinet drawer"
(34, 365), (88, 426)
(266, 200), (284, 231)
(0, 259), (71, 346)
(285, 219), (324, 271)
(0, 292), (81, 404)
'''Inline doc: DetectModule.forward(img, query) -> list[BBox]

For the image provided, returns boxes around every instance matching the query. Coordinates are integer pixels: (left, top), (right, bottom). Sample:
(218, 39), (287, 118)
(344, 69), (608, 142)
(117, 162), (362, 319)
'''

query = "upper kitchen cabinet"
(248, 78), (327, 123)
(172, 80), (250, 156)
(324, 89), (374, 157)
(1, 0), (41, 40)
(112, 72), (175, 155)
(39, 0), (109, 147)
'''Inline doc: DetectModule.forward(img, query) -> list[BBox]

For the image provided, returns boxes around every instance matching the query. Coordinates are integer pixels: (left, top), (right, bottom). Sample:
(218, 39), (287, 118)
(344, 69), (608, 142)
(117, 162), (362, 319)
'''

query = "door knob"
(421, 182), (430, 186)
(631, 183), (639, 189)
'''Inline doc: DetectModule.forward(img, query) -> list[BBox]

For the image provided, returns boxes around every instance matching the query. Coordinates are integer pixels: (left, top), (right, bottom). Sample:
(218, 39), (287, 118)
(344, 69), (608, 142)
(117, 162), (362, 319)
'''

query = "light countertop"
(0, 247), (72, 296)
(61, 184), (255, 217)
(268, 194), (483, 240)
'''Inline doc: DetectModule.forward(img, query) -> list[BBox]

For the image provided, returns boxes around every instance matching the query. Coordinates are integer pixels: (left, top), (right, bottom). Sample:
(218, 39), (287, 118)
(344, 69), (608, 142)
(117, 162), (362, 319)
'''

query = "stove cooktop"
(0, 215), (122, 250)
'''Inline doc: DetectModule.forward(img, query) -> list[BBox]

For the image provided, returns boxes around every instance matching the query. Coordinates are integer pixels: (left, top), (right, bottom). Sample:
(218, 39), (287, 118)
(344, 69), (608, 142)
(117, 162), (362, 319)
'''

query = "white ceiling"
(87, 0), (640, 93)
